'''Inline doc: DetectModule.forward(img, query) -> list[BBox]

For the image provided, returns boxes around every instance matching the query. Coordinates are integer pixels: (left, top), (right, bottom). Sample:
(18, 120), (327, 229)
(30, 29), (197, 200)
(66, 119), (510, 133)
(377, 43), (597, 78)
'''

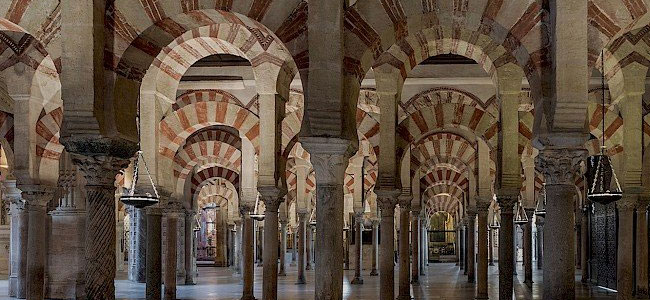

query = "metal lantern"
(249, 214), (265, 221)
(585, 50), (623, 206)
(489, 210), (501, 229)
(586, 153), (622, 205)
(514, 201), (529, 225)
(119, 150), (159, 208)
(535, 189), (546, 217)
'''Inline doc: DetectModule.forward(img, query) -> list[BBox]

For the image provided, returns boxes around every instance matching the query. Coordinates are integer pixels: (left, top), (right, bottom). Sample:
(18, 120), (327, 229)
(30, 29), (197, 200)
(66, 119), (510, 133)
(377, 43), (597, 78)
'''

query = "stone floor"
(0, 263), (617, 299)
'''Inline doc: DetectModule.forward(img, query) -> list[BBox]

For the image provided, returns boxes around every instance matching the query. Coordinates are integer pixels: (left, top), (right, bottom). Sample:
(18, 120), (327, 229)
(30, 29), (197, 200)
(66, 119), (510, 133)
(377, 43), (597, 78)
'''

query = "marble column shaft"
(488, 228), (494, 266)
(129, 207), (147, 283)
(279, 221), (287, 277)
(22, 186), (54, 300)
(636, 201), (648, 298)
(459, 225), (464, 270)
(9, 199), (27, 299)
(397, 204), (411, 300)
(536, 148), (585, 300)
(536, 218), (544, 270)
(260, 189), (283, 300)
(580, 208), (589, 284)
(241, 209), (255, 300)
(185, 211), (197, 285)
(164, 209), (181, 300)
(351, 212), (364, 284)
(377, 193), (398, 300)
(71, 154), (130, 300)
(305, 225), (312, 270)
(370, 220), (379, 276)
(524, 209), (534, 285)
(466, 213), (476, 283)
(297, 213), (307, 284)
(617, 198), (636, 300)
(497, 195), (516, 300)
(410, 212), (419, 284)
(146, 207), (162, 300)
(476, 203), (489, 299)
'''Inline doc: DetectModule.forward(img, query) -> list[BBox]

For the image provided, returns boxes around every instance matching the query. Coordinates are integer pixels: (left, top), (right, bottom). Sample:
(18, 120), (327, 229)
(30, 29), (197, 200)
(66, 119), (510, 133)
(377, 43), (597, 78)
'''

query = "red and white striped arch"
(190, 165), (240, 198)
(426, 194), (462, 216)
(174, 140), (241, 180)
(197, 181), (237, 209)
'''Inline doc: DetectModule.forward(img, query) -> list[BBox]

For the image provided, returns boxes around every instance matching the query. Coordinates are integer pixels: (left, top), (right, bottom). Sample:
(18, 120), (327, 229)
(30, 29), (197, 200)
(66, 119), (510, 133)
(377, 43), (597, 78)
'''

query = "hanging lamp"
(119, 96), (159, 208)
(535, 187), (546, 217)
(586, 50), (623, 205)
(514, 200), (529, 225)
(489, 209), (501, 229)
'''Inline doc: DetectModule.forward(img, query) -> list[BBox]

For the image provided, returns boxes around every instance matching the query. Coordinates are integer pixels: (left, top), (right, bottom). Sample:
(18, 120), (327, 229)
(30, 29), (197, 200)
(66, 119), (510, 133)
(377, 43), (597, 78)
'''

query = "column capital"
(535, 147), (586, 185)
(476, 201), (491, 213)
(398, 194), (412, 209)
(2, 180), (23, 205)
(239, 200), (256, 215)
(146, 205), (163, 216)
(371, 219), (380, 227)
(162, 201), (184, 217)
(376, 188), (399, 211)
(19, 184), (55, 207)
(496, 193), (518, 210)
(300, 137), (354, 186)
(353, 211), (364, 221)
(259, 185), (285, 212)
(69, 153), (131, 187)
(617, 197), (638, 212)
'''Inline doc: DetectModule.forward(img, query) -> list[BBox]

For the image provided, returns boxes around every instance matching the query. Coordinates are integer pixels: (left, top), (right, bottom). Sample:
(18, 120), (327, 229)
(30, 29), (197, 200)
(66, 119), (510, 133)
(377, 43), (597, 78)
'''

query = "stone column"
(278, 220), (287, 277)
(410, 211), (419, 284)
(376, 190), (399, 300)
(69, 153), (132, 300)
(146, 206), (162, 300)
(185, 211), (197, 285)
(302, 138), (351, 300)
(259, 186), (284, 300)
(617, 197), (637, 300)
(370, 219), (379, 276)
(256, 224), (264, 267)
(420, 219), (426, 275)
(459, 224), (465, 270)
(536, 148), (585, 300)
(488, 228), (494, 266)
(397, 197), (411, 300)
(496, 193), (517, 300)
(296, 211), (307, 284)
(5, 180), (26, 299)
(306, 224), (313, 270)
(129, 207), (147, 283)
(464, 223), (469, 275)
(21, 184), (54, 300)
(240, 205), (255, 300)
(351, 212), (364, 284)
(290, 227), (297, 267)
(536, 217), (544, 270)
(466, 211), (476, 283)
(476, 202), (489, 299)
(636, 200), (649, 298)
(163, 203), (183, 300)
(523, 209), (534, 285)
(580, 205), (589, 284)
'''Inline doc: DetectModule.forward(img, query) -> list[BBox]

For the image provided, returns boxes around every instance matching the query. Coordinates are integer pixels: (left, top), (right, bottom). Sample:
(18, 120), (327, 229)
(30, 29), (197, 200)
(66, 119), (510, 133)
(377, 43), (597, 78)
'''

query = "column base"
(350, 277), (364, 285)
(296, 278), (306, 285)
(489, 262), (494, 266)
(410, 279), (419, 285)
(306, 264), (312, 270)
(524, 279), (533, 286)
(278, 271), (286, 277)
(396, 294), (412, 300)
(241, 295), (256, 300)
(475, 294), (489, 299)
(369, 269), (378, 276)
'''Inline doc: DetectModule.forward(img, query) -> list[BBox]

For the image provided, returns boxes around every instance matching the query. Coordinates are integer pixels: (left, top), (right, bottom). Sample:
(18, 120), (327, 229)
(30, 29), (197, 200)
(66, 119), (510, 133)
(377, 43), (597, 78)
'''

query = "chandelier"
(489, 209), (500, 229)
(585, 50), (622, 205)
(514, 200), (529, 225)
(119, 96), (159, 209)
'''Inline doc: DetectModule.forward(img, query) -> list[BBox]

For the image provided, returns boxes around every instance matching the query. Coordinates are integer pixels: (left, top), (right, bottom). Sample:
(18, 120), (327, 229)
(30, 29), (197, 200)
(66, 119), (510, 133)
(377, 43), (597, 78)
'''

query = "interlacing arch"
(196, 180), (237, 209)
(420, 168), (469, 195)
(173, 126), (243, 178)
(425, 193), (462, 217)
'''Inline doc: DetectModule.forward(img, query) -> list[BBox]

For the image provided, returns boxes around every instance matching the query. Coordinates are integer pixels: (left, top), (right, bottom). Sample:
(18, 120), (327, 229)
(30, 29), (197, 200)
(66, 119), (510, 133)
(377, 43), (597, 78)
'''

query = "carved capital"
(617, 197), (637, 212)
(239, 202), (256, 215)
(259, 185), (285, 213)
(70, 154), (130, 187)
(535, 148), (586, 185)
(376, 188), (399, 212)
(2, 180), (23, 205)
(496, 194), (518, 211)
(300, 137), (354, 186)
(476, 201), (491, 213)
(19, 184), (55, 207)
(398, 194), (412, 209)
(162, 201), (184, 217)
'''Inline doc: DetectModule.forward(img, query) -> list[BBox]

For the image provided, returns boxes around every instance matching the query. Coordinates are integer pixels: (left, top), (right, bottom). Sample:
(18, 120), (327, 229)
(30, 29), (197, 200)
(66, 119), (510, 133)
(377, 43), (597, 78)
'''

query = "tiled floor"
(0, 263), (617, 299)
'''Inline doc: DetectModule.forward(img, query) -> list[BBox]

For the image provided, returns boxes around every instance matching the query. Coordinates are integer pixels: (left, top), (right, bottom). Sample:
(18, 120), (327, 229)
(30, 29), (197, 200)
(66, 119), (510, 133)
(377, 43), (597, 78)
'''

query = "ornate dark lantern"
(585, 50), (623, 205)
(535, 188), (546, 217)
(489, 209), (501, 229)
(514, 200), (529, 225)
